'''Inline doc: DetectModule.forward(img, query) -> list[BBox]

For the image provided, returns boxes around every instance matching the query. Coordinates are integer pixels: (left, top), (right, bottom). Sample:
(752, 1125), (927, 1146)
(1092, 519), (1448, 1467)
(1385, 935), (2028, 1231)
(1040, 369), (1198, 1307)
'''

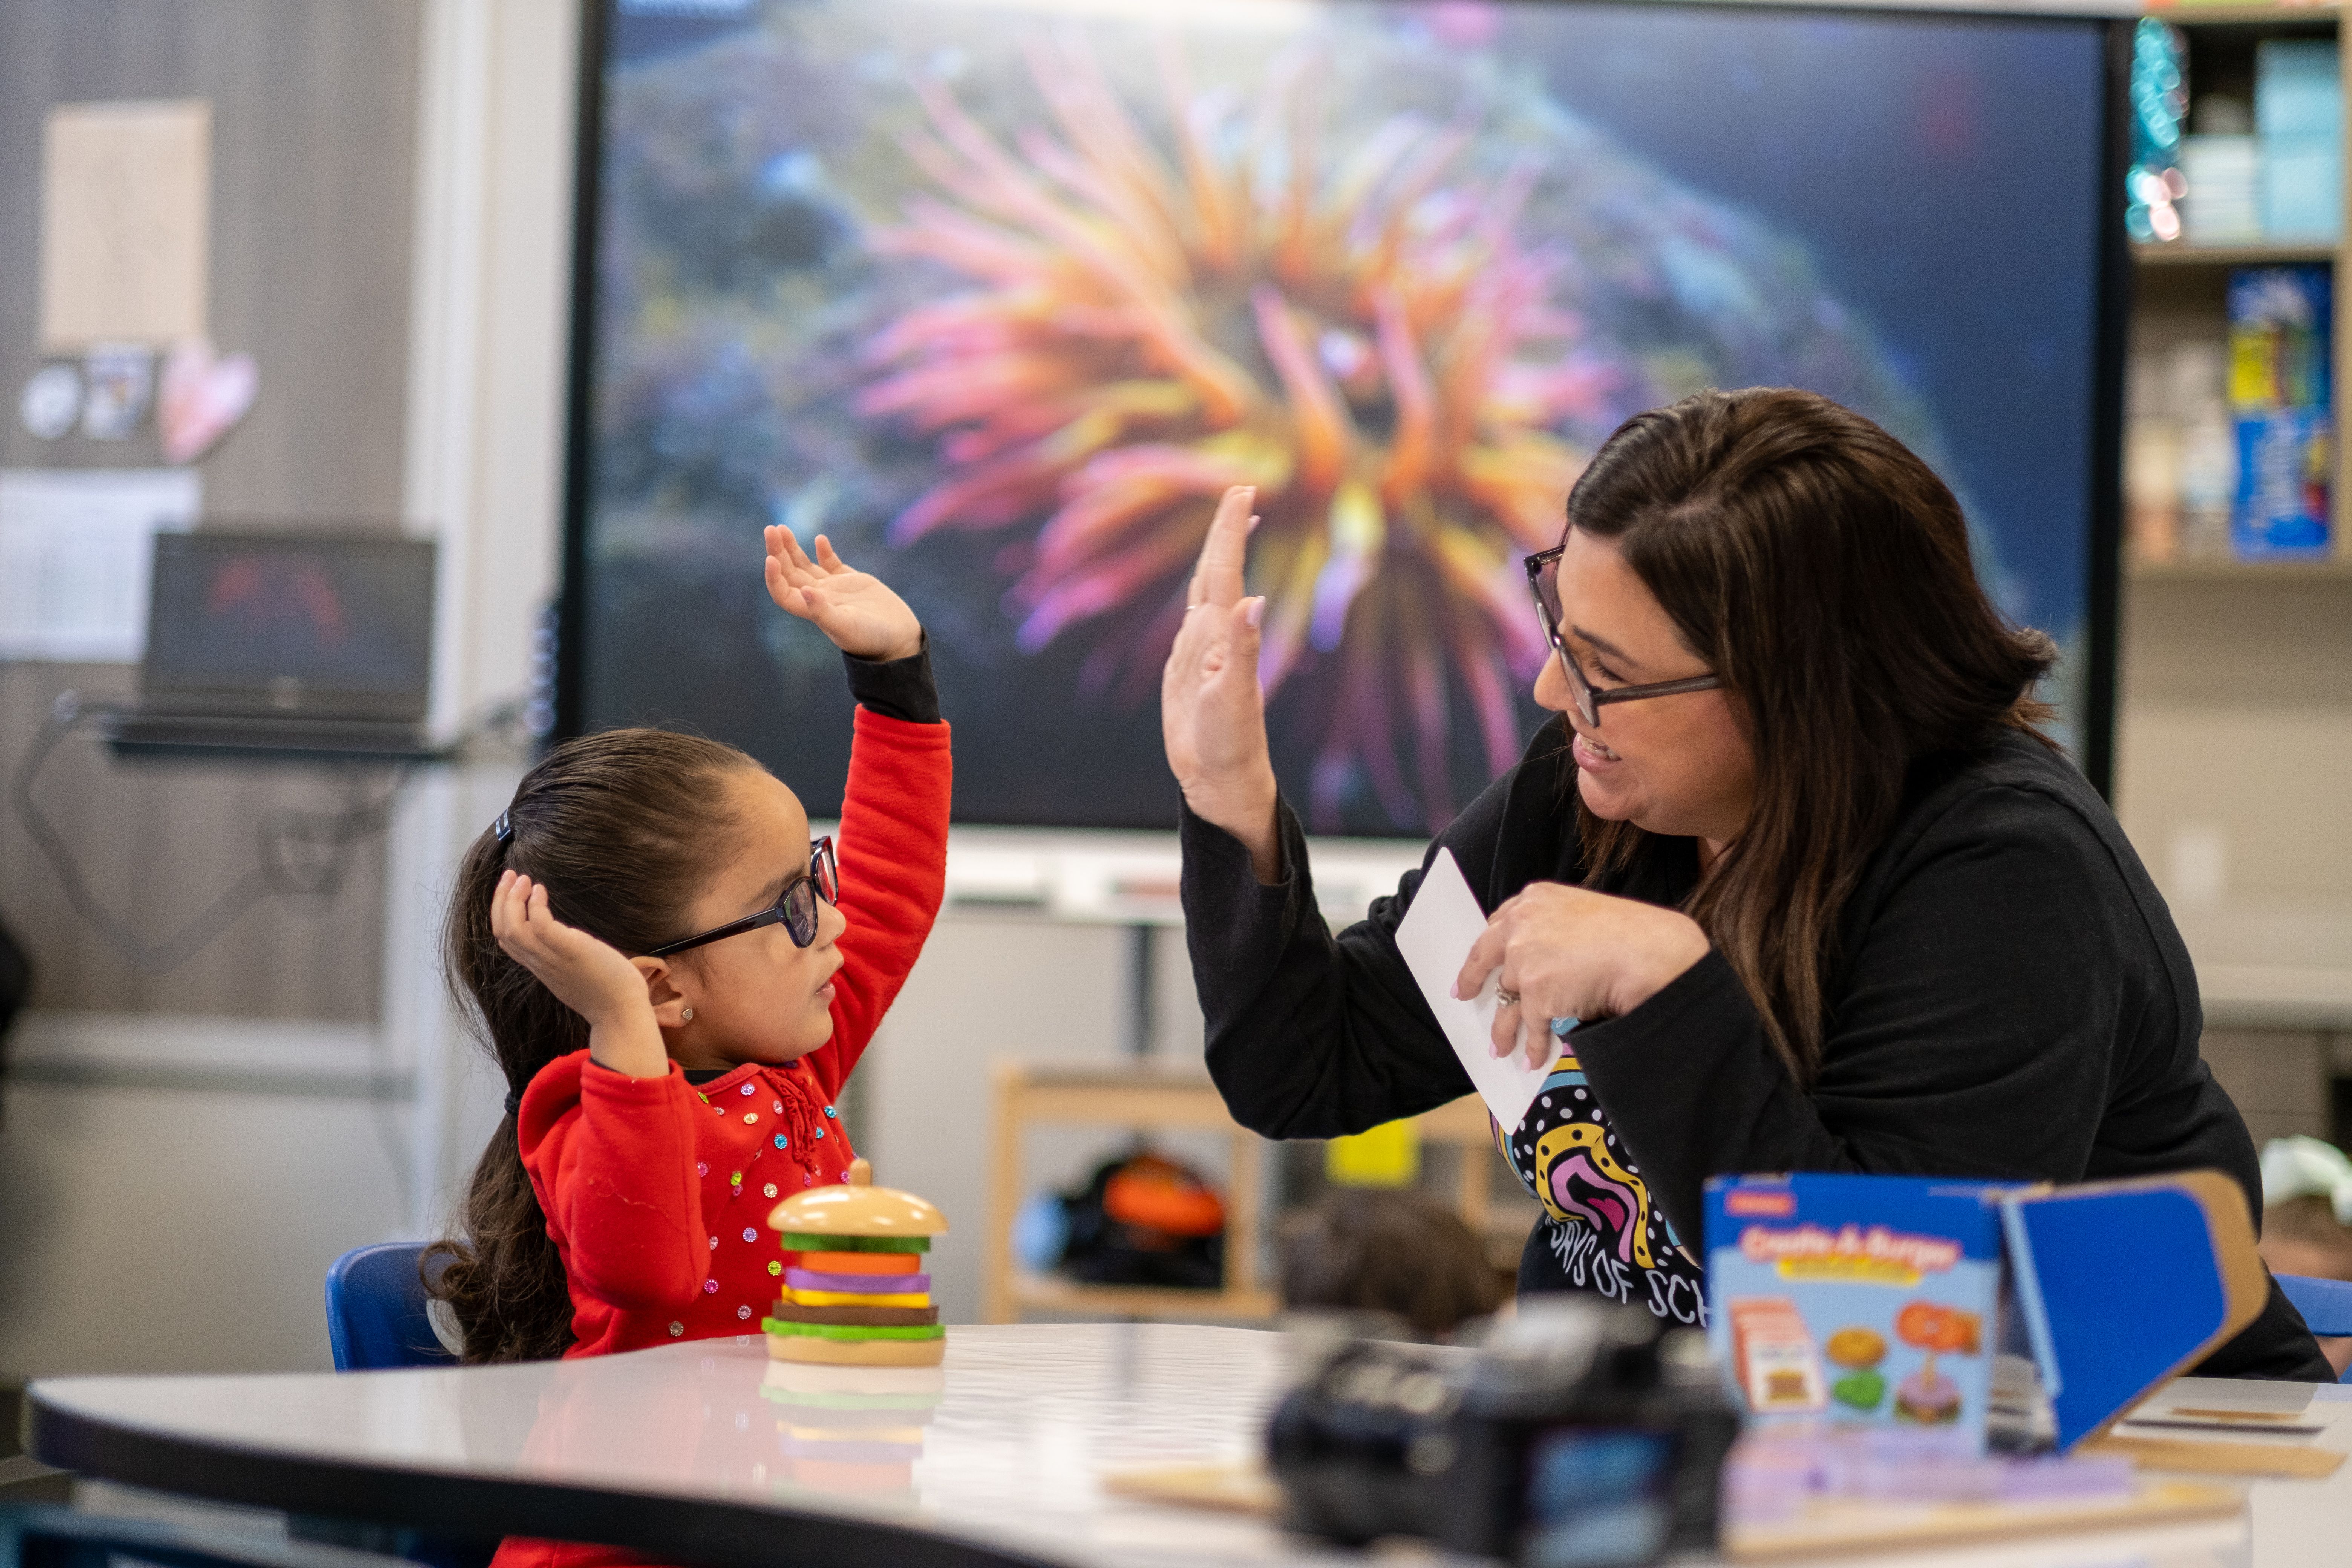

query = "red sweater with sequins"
(511, 705), (951, 1361)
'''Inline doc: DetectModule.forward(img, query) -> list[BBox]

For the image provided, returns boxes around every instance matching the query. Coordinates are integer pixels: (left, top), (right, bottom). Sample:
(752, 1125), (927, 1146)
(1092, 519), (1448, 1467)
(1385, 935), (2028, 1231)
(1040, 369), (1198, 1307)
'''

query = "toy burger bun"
(767, 1182), (948, 1243)
(766, 1161), (949, 1367)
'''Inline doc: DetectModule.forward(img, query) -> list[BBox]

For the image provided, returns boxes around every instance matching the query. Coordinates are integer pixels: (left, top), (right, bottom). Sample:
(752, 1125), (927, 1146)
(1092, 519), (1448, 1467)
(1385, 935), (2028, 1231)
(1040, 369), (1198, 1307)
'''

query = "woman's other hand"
(765, 527), (925, 663)
(1455, 884), (1710, 1067)
(490, 870), (670, 1080)
(1162, 486), (1281, 881)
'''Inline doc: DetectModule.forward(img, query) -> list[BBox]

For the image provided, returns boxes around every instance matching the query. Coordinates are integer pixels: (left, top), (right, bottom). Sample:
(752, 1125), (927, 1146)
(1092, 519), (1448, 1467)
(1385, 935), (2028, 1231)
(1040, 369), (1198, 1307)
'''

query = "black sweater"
(1182, 718), (2329, 1381)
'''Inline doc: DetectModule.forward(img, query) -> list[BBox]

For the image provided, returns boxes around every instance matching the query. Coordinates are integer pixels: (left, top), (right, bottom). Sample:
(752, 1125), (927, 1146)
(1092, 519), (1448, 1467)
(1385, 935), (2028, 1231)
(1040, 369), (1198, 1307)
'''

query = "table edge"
(25, 1384), (1066, 1568)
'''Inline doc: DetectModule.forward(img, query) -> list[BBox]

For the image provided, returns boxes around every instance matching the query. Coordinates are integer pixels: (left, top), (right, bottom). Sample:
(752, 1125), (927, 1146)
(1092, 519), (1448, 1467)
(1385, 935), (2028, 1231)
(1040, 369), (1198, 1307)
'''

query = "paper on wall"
(1393, 847), (1559, 1132)
(0, 469), (200, 662)
(40, 100), (211, 349)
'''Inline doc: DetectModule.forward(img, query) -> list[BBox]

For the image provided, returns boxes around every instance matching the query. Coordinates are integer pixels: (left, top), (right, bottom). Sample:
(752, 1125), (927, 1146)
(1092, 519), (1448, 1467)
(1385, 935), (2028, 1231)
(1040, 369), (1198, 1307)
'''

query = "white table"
(23, 1324), (2352, 1568)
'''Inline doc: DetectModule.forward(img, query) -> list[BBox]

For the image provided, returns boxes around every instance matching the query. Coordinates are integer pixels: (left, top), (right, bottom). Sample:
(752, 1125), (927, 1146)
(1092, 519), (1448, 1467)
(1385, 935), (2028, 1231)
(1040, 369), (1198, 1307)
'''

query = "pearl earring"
(681, 1006), (694, 1022)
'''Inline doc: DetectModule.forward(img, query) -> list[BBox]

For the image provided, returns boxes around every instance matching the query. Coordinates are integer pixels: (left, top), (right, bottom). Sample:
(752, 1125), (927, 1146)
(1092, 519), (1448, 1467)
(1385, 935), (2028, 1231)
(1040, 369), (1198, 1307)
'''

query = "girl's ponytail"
(424, 729), (758, 1363)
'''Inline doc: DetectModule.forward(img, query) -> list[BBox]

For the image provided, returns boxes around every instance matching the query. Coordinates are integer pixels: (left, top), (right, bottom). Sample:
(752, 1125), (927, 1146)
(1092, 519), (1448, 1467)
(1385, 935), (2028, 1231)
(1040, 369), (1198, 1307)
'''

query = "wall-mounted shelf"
(2134, 241), (2338, 266)
(2147, 4), (2339, 30)
(2127, 557), (2352, 580)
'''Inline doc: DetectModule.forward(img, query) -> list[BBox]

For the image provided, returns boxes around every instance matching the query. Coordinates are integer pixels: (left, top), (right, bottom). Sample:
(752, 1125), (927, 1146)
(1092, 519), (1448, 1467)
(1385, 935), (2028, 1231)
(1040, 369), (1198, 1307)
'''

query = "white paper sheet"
(1393, 847), (1559, 1131)
(40, 100), (211, 348)
(0, 468), (200, 662)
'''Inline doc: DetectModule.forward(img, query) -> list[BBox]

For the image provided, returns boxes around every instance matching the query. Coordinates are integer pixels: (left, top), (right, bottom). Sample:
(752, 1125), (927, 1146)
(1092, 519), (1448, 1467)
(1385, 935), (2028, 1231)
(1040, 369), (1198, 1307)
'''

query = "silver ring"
(1496, 989), (1521, 1008)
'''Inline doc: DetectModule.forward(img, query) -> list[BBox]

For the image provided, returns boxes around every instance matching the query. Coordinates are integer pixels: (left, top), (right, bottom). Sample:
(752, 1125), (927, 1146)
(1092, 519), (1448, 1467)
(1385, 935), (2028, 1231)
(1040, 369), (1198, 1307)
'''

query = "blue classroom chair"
(2277, 1272), (2352, 1383)
(317, 1247), (492, 1568)
(323, 1244), (456, 1373)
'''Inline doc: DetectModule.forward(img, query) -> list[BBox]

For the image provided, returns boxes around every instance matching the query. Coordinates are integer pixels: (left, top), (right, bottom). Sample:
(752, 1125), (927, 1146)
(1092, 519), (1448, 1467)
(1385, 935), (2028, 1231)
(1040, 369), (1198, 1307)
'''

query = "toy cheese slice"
(1999, 1170), (2269, 1450)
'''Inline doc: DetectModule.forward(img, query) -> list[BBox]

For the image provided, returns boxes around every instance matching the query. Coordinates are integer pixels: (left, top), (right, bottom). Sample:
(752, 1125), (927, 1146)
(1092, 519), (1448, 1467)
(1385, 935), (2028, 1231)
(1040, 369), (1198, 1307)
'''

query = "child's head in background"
(1277, 1188), (1508, 1341)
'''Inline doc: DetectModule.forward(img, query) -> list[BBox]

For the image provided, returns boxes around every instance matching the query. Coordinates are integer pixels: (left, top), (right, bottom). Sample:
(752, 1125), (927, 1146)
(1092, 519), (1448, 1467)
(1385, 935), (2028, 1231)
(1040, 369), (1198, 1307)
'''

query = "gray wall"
(0, 0), (428, 1383)
(0, 0), (422, 1019)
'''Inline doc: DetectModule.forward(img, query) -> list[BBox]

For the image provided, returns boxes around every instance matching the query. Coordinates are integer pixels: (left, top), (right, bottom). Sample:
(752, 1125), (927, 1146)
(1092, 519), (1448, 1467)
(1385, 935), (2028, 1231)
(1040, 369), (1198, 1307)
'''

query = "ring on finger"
(1497, 989), (1521, 1008)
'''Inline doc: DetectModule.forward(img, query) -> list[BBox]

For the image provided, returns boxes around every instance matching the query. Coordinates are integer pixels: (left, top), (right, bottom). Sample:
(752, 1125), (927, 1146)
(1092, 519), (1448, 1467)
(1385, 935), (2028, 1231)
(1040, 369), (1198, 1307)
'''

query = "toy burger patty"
(766, 1182), (948, 1366)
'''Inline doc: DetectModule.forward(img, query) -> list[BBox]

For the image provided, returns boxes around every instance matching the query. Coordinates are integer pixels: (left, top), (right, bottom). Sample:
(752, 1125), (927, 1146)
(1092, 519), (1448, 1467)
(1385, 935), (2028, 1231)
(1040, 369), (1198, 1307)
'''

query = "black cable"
(11, 691), (530, 1227)
(9, 690), (529, 976)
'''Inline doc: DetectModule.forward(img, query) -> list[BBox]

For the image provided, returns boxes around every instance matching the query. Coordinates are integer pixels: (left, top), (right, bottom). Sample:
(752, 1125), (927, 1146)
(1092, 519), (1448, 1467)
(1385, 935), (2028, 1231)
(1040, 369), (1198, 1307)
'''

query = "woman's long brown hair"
(1566, 388), (2056, 1084)
(425, 729), (758, 1363)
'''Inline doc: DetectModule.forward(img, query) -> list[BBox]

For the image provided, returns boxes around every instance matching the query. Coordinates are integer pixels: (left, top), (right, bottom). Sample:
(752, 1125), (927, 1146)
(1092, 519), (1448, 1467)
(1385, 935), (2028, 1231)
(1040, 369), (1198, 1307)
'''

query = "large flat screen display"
(563, 0), (2121, 834)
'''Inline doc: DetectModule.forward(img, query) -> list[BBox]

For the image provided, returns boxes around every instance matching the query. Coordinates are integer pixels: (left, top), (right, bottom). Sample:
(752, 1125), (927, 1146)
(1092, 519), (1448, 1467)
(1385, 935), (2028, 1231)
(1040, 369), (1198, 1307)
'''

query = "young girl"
(428, 527), (950, 1368)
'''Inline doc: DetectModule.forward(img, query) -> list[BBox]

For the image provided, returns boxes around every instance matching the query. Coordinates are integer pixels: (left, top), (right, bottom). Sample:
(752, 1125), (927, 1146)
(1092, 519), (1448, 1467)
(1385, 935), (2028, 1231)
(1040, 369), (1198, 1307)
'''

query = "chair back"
(325, 1243), (457, 1371)
(2277, 1272), (2352, 1381)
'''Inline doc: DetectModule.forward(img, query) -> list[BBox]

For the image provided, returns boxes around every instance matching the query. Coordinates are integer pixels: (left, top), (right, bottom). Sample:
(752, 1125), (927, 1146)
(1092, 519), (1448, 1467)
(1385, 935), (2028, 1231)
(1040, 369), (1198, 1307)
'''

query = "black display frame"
(554, 0), (2132, 805)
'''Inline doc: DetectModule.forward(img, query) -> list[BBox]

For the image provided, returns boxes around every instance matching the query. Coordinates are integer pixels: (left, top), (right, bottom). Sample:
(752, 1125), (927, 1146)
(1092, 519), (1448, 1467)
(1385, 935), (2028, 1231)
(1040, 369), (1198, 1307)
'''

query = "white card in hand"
(1393, 847), (1559, 1132)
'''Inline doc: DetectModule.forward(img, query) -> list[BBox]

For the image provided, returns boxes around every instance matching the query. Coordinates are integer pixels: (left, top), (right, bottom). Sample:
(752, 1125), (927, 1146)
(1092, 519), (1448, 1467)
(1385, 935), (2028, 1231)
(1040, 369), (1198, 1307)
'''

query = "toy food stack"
(765, 1161), (948, 1366)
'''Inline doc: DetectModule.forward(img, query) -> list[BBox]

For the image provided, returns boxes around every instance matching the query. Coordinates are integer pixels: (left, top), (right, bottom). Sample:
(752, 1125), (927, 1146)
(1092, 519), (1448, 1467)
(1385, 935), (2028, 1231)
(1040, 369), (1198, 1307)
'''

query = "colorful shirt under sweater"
(1496, 1042), (1710, 1329)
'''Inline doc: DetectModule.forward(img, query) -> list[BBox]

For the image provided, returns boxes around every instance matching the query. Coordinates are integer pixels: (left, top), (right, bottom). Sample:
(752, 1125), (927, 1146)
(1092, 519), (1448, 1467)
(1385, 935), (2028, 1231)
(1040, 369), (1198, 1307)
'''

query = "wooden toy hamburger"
(764, 1160), (947, 1366)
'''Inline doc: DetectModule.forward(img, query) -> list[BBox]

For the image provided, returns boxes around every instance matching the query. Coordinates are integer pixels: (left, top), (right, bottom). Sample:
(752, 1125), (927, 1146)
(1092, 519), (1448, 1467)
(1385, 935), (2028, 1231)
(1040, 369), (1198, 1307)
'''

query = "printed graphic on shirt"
(1496, 1051), (1707, 1326)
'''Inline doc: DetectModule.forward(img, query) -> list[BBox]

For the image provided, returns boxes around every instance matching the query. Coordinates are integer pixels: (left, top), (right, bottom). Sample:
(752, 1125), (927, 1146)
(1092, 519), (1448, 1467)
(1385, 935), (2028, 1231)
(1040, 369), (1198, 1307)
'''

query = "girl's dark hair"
(1565, 387), (2056, 1084)
(424, 728), (760, 1363)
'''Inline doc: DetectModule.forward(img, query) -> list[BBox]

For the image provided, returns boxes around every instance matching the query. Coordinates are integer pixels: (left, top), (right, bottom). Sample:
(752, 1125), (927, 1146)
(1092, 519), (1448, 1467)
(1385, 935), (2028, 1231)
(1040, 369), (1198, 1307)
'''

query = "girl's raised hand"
(490, 870), (669, 1079)
(765, 527), (923, 663)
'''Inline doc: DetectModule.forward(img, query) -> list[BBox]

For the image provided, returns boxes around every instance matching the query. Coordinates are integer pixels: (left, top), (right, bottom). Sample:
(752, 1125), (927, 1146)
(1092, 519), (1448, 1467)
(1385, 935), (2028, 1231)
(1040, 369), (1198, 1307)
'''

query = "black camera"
(1266, 1302), (1737, 1566)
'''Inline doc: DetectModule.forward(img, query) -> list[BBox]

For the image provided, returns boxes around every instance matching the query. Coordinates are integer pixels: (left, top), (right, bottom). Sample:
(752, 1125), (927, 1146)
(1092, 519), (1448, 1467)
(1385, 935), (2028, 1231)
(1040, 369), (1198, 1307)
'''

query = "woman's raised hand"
(490, 870), (669, 1080)
(1162, 487), (1282, 880)
(766, 527), (924, 663)
(1455, 884), (1712, 1068)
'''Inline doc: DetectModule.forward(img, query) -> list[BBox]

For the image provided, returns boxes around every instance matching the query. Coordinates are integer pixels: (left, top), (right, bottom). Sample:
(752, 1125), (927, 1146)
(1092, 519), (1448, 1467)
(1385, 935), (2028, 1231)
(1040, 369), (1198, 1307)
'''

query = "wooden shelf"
(2146, 3), (2339, 28)
(2135, 242), (2338, 266)
(984, 1062), (1510, 1325)
(1008, 1275), (1280, 1321)
(2127, 557), (2352, 580)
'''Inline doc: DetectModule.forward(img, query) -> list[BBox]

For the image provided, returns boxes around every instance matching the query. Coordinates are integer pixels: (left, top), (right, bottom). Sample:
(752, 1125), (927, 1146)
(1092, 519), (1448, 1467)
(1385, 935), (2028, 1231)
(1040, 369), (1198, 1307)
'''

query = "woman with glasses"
(1162, 387), (2326, 1380)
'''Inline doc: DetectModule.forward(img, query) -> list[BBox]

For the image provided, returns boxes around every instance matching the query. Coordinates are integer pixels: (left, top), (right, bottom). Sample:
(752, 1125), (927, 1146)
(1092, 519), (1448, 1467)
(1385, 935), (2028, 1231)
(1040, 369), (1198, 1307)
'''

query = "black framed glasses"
(1524, 545), (1723, 730)
(646, 836), (838, 957)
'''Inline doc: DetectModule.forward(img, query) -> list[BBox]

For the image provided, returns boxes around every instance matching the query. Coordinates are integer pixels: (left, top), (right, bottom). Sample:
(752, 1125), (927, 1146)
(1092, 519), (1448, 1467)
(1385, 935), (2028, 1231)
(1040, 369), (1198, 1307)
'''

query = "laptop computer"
(106, 531), (445, 760)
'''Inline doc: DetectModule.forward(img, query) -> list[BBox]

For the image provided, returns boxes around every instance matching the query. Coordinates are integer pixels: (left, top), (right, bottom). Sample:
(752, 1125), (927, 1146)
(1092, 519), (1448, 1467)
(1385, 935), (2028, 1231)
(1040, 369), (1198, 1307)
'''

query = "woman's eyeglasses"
(1523, 546), (1723, 730)
(646, 836), (838, 957)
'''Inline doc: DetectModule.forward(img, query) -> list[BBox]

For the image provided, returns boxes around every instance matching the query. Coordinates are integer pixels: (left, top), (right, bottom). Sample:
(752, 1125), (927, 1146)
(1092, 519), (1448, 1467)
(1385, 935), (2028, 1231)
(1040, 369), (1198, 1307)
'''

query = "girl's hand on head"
(489, 870), (670, 1080)
(1453, 883), (1711, 1069)
(765, 527), (924, 663)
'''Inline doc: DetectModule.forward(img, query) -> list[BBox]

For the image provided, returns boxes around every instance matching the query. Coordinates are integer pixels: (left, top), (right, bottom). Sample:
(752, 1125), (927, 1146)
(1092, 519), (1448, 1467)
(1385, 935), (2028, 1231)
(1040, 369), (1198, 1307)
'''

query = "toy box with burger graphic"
(1704, 1174), (2012, 1452)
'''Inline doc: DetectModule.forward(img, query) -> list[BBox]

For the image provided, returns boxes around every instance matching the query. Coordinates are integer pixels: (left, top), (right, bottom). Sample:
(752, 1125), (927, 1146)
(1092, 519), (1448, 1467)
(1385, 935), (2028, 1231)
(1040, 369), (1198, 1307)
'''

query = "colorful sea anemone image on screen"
(580, 0), (2107, 834)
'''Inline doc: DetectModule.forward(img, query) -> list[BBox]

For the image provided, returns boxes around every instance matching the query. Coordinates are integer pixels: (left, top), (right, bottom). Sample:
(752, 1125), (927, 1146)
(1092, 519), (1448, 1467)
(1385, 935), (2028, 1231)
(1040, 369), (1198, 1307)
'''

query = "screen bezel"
(553, 0), (2130, 808)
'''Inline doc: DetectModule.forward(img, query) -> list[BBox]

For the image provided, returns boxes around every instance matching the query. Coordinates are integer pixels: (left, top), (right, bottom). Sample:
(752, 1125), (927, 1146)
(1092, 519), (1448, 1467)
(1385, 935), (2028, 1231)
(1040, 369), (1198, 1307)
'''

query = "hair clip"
(495, 810), (514, 846)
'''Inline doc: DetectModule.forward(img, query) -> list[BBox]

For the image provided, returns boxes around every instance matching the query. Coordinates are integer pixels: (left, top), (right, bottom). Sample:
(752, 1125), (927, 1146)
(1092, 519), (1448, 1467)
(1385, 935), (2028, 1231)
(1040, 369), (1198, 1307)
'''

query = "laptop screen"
(143, 533), (436, 719)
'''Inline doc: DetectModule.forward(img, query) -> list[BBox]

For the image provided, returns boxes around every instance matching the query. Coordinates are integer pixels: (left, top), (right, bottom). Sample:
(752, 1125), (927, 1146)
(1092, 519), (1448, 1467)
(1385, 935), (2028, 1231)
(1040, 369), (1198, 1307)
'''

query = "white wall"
(0, 0), (579, 1382)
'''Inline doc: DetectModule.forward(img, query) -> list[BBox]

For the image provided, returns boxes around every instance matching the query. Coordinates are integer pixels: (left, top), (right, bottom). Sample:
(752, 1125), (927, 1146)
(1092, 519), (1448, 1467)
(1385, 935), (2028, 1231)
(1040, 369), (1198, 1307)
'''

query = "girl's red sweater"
(511, 705), (951, 1360)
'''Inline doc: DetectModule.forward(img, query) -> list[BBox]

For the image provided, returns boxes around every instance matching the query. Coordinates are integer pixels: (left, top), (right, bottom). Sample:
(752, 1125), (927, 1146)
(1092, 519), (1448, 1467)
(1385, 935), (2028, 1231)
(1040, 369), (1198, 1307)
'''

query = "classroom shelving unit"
(2137, 1), (2352, 573)
(982, 1061), (1506, 1325)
